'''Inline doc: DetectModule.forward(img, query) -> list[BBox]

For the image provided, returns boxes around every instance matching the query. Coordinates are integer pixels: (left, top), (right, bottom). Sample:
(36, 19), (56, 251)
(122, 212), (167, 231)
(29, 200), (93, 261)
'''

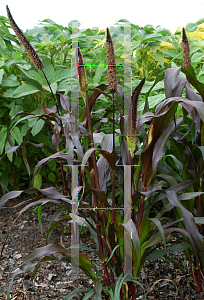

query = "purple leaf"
(80, 84), (109, 122)
(164, 67), (187, 98)
(5, 145), (21, 153)
(144, 227), (197, 256)
(0, 190), (23, 208)
(70, 123), (84, 156)
(97, 134), (113, 190)
(141, 101), (178, 185)
(22, 243), (98, 279)
(59, 93), (71, 112)
(33, 151), (78, 179)
(45, 105), (57, 113)
(152, 117), (183, 173)
(166, 190), (204, 255)
(186, 81), (202, 102)
(82, 148), (114, 170)
(92, 189), (110, 207)
(121, 219), (140, 261)
(38, 186), (68, 200)
(151, 178), (198, 206)
(121, 138), (129, 165)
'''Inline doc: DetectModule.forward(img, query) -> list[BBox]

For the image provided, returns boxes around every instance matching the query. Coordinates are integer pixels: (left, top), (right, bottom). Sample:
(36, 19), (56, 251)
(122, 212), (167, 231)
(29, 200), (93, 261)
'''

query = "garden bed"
(1, 200), (204, 300)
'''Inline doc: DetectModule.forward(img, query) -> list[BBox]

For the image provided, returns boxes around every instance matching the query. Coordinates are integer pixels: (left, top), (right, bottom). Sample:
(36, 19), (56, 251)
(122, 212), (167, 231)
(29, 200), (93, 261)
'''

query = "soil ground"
(1, 199), (204, 299)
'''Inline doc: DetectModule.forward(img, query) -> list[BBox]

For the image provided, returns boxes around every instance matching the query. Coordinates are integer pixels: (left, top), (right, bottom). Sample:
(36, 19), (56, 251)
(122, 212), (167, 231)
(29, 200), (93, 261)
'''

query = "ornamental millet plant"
(181, 26), (204, 294)
(106, 27), (117, 269)
(106, 28), (147, 299)
(4, 8), (204, 298)
(6, 5), (68, 194)
(6, 8), (119, 289)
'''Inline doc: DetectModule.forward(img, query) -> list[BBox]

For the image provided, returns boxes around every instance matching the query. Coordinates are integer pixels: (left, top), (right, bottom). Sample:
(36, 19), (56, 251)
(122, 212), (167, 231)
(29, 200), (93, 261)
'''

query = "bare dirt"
(1, 199), (204, 299)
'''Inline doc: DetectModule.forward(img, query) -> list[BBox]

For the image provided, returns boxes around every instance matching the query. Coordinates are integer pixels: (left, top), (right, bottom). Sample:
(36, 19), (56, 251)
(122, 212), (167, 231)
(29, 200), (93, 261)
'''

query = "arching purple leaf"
(164, 67), (187, 98)
(0, 190), (23, 208)
(33, 152), (78, 179)
(59, 93), (71, 112)
(4, 145), (21, 153)
(186, 81), (202, 102)
(181, 65), (204, 100)
(152, 117), (183, 173)
(166, 190), (204, 255)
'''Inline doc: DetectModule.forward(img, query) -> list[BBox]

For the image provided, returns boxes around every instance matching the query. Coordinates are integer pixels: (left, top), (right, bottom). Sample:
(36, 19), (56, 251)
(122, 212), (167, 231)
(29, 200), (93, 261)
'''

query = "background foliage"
(1, 15), (204, 192)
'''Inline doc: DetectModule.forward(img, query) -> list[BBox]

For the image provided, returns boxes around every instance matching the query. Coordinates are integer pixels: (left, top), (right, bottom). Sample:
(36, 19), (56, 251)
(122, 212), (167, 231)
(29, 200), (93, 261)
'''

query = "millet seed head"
(6, 5), (44, 70)
(77, 48), (88, 103)
(182, 27), (191, 69)
(106, 27), (117, 92)
(127, 78), (146, 158)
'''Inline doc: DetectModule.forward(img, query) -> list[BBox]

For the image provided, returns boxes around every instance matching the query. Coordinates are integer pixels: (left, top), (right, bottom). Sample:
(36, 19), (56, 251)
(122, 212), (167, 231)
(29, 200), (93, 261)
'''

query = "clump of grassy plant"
(1, 7), (204, 300)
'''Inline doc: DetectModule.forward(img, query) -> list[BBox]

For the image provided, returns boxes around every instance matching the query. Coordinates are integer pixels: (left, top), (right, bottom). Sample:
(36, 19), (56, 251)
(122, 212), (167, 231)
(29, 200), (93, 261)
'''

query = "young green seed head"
(182, 27), (191, 69)
(106, 28), (117, 92)
(6, 5), (44, 70)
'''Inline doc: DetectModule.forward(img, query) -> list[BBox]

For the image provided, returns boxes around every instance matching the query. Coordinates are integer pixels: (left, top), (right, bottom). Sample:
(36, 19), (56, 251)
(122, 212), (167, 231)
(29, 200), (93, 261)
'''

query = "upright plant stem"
(137, 165), (148, 232)
(137, 186), (146, 232)
(110, 92), (120, 278)
(6, 5), (69, 194)
(131, 285), (137, 300)
(85, 90), (113, 285)
(111, 91), (116, 251)
(190, 261), (200, 293)
(41, 107), (67, 196)
(106, 27), (120, 278)
(90, 172), (111, 286)
(41, 70), (61, 117)
(197, 194), (202, 231)
(41, 70), (67, 149)
(195, 258), (202, 293)
(197, 162), (203, 230)
(129, 148), (137, 300)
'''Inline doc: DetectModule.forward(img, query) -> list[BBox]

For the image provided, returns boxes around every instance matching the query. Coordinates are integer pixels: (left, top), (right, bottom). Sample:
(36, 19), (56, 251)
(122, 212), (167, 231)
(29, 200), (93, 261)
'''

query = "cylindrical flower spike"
(106, 28), (117, 92)
(6, 5), (44, 70)
(127, 78), (146, 158)
(77, 48), (88, 104)
(182, 27), (191, 69)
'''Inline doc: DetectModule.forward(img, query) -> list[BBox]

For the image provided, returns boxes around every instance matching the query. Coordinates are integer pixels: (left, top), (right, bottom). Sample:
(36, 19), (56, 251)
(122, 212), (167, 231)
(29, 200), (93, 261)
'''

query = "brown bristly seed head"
(131, 78), (146, 131)
(127, 78), (146, 158)
(6, 5), (44, 70)
(106, 27), (112, 42)
(106, 28), (117, 92)
(77, 48), (88, 103)
(182, 27), (191, 69)
(127, 78), (146, 136)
